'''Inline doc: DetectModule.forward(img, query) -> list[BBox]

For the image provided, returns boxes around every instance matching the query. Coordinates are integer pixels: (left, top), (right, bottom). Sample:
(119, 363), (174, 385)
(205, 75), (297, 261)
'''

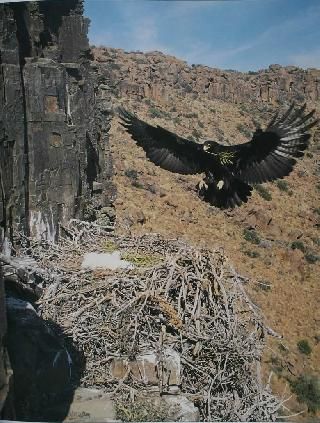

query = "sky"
(84, 0), (320, 72)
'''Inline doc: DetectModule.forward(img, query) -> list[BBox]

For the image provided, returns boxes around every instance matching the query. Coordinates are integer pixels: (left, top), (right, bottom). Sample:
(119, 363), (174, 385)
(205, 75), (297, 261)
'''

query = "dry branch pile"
(14, 220), (284, 421)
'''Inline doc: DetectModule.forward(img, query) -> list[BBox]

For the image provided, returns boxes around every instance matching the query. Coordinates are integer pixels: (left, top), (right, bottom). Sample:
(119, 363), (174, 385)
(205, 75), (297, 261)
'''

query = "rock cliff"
(0, 0), (114, 418)
(93, 47), (320, 106)
(0, 1), (115, 248)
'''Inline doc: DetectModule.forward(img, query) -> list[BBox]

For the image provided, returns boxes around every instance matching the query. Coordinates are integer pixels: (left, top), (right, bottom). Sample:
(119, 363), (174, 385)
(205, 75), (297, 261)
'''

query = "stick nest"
(17, 220), (282, 421)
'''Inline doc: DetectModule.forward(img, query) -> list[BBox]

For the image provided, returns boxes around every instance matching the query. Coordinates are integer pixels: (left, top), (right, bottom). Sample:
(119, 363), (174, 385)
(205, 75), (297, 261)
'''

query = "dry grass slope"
(95, 46), (320, 420)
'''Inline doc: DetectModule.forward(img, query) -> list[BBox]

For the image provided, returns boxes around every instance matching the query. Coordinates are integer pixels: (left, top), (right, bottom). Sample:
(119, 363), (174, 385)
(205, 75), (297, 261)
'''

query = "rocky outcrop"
(0, 1), (115, 247)
(93, 47), (320, 106)
(0, 1), (114, 419)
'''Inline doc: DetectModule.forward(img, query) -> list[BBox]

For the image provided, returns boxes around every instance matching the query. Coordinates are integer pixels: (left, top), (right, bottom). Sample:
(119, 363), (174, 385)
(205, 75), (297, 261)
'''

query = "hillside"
(93, 46), (320, 419)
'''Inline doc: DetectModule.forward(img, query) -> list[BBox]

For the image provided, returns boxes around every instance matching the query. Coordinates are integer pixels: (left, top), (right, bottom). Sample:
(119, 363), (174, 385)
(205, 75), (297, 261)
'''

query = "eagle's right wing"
(118, 108), (206, 175)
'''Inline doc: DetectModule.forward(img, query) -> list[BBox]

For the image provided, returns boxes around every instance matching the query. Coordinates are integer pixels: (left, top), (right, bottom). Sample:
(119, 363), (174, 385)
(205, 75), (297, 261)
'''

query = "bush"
(125, 169), (138, 180)
(244, 250), (260, 258)
(131, 180), (144, 189)
(254, 184), (272, 201)
(276, 179), (289, 192)
(312, 237), (320, 247)
(148, 107), (163, 118)
(297, 339), (312, 355)
(236, 123), (252, 138)
(291, 241), (306, 253)
(291, 374), (320, 413)
(243, 229), (261, 245)
(304, 252), (319, 264)
(184, 112), (198, 118)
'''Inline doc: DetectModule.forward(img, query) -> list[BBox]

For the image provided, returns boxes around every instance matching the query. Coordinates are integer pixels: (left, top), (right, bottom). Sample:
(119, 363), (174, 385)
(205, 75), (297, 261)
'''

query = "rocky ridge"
(93, 47), (320, 106)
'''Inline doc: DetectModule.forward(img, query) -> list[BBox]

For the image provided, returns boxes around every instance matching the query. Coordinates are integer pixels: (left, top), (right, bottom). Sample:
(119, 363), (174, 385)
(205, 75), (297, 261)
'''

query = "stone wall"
(0, 1), (115, 247)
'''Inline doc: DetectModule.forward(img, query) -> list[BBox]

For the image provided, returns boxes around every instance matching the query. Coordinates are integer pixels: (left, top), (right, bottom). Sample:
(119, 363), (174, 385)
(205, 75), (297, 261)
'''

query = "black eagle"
(118, 104), (318, 209)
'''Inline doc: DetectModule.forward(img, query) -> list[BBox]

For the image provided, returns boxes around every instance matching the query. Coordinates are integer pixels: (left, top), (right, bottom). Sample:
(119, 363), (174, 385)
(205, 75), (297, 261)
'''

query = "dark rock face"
(0, 268), (14, 419)
(0, 0), (114, 418)
(0, 0), (115, 246)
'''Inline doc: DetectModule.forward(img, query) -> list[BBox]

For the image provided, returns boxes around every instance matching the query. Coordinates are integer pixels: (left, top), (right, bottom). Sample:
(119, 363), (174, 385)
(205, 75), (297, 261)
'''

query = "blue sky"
(84, 0), (319, 72)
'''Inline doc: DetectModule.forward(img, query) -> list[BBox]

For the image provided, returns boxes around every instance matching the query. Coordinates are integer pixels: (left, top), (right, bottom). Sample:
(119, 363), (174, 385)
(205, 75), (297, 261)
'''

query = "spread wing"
(118, 108), (206, 175)
(226, 104), (318, 184)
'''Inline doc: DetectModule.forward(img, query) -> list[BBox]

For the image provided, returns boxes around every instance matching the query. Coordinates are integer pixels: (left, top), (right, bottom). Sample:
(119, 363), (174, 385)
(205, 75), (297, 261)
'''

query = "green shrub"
(243, 229), (261, 245)
(291, 241), (306, 253)
(184, 112), (198, 118)
(254, 184), (272, 201)
(291, 374), (320, 413)
(148, 107), (163, 118)
(236, 123), (252, 138)
(244, 250), (260, 258)
(131, 180), (144, 189)
(312, 237), (320, 247)
(125, 169), (138, 180)
(276, 179), (289, 192)
(297, 339), (312, 355)
(304, 253), (319, 264)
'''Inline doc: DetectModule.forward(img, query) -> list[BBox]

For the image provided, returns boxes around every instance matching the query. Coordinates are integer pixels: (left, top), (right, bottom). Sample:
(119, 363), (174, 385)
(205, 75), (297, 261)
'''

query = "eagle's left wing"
(225, 104), (318, 184)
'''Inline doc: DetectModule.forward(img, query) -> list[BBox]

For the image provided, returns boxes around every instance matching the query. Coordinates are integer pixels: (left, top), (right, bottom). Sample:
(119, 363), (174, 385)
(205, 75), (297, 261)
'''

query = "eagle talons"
(217, 180), (224, 190)
(198, 180), (208, 191)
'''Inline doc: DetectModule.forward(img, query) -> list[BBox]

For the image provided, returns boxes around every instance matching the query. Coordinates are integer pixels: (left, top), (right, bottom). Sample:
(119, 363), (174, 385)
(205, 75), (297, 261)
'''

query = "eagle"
(118, 104), (318, 209)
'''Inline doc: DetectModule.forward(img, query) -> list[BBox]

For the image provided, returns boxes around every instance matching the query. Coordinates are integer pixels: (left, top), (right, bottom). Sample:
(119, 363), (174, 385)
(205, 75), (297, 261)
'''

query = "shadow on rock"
(6, 296), (86, 421)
